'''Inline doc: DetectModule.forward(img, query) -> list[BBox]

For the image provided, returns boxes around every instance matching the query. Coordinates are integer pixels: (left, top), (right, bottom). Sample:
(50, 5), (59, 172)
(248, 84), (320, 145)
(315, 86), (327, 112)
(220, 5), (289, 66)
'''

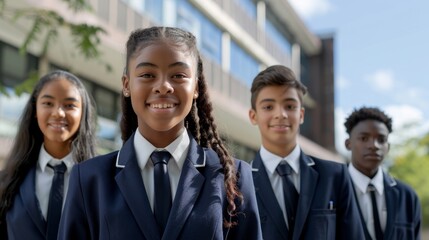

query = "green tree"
(389, 133), (429, 228)
(0, 0), (109, 96)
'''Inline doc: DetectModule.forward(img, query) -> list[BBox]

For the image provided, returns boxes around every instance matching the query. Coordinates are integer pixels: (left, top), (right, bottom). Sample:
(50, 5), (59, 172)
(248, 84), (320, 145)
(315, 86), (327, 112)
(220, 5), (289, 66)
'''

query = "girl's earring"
(124, 91), (130, 97)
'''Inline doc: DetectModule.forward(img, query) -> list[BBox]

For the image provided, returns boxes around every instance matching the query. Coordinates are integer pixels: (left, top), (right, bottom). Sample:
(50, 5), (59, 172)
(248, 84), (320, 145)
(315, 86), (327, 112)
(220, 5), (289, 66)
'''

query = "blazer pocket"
(305, 209), (336, 240)
(393, 221), (415, 240)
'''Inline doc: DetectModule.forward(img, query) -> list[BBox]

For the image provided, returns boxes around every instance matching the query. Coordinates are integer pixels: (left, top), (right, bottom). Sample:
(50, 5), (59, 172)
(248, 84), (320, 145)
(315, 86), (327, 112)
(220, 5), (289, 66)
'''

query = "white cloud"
(365, 69), (394, 92)
(384, 105), (423, 130)
(334, 107), (350, 157)
(288, 0), (333, 19)
(336, 75), (350, 90)
(384, 104), (429, 144)
(393, 87), (428, 110)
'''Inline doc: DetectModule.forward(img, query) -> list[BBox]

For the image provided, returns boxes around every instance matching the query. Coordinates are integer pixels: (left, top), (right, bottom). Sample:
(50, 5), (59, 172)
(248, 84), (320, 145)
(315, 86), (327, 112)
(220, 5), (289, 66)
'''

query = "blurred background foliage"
(389, 132), (429, 228)
(0, 0), (108, 96)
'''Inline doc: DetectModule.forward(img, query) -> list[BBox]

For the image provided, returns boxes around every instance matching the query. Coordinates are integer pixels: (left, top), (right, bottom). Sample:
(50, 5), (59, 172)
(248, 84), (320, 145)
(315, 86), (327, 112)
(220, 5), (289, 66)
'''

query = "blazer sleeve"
(226, 160), (262, 240)
(413, 191), (422, 240)
(337, 164), (365, 240)
(58, 164), (91, 240)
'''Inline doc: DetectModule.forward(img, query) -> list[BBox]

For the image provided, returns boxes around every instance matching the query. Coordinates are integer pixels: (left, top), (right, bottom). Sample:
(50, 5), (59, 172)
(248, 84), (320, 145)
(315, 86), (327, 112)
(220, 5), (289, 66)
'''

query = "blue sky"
(289, 0), (429, 154)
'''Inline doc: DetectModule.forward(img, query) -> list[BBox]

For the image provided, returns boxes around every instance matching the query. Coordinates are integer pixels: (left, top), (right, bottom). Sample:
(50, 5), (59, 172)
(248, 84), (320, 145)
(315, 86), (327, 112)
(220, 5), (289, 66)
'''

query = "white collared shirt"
(348, 164), (387, 240)
(260, 144), (301, 226)
(133, 129), (190, 211)
(35, 144), (75, 220)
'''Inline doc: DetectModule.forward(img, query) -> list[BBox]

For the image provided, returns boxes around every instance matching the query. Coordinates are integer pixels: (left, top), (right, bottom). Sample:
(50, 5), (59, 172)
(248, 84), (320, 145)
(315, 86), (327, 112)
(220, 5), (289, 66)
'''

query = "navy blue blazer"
(354, 172), (421, 240)
(5, 166), (47, 240)
(58, 134), (262, 240)
(252, 151), (365, 240)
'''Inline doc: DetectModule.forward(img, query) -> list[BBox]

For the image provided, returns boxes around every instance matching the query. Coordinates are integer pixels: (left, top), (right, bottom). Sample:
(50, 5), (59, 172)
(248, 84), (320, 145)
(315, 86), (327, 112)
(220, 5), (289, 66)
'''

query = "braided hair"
(120, 26), (242, 227)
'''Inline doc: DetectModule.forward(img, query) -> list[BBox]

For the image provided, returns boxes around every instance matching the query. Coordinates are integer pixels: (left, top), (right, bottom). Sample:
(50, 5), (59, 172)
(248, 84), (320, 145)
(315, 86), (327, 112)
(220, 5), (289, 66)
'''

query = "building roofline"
(264, 0), (322, 55)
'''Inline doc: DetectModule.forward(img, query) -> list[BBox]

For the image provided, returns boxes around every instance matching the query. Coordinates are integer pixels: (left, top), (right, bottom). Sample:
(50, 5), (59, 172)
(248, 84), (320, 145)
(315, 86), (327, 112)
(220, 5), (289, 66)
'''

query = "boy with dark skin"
(345, 107), (421, 240)
(249, 65), (364, 240)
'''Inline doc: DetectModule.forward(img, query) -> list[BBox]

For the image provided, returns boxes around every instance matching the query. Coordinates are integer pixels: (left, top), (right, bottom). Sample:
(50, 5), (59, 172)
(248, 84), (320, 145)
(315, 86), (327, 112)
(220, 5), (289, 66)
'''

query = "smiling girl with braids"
(59, 26), (261, 240)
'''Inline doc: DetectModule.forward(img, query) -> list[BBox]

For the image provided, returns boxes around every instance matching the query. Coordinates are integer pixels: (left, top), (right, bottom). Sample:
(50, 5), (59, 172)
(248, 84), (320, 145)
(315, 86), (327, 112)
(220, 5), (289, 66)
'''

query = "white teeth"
(49, 123), (67, 129)
(151, 103), (174, 109)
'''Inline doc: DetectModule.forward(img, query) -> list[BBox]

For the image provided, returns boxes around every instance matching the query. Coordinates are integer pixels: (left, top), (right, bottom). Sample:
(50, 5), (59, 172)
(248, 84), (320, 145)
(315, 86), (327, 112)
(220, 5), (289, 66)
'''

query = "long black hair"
(0, 70), (96, 220)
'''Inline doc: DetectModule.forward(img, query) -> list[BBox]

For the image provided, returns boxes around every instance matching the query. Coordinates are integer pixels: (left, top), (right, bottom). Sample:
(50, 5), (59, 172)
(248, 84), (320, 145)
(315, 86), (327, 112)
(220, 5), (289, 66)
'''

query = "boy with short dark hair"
(249, 65), (365, 240)
(345, 106), (421, 240)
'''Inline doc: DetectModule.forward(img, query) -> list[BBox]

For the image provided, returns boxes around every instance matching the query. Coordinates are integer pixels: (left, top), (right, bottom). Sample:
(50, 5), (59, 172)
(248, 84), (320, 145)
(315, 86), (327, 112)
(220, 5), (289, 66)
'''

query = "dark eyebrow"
(258, 98), (275, 104)
(168, 62), (190, 69)
(40, 95), (55, 100)
(258, 97), (298, 104)
(64, 97), (80, 102)
(358, 132), (387, 137)
(135, 61), (191, 70)
(39, 95), (80, 102)
(135, 62), (157, 69)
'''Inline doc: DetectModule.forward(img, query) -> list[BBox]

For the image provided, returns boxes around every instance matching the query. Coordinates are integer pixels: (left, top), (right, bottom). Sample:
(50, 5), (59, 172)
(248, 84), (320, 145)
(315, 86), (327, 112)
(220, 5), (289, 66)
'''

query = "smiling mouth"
(48, 122), (68, 129)
(270, 124), (290, 128)
(149, 103), (176, 109)
(270, 125), (292, 131)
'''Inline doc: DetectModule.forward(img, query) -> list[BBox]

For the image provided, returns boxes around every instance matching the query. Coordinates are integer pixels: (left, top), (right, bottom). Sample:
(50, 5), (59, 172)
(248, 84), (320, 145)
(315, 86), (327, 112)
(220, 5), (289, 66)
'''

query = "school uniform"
(58, 130), (262, 240)
(5, 146), (74, 240)
(252, 145), (365, 240)
(349, 164), (421, 240)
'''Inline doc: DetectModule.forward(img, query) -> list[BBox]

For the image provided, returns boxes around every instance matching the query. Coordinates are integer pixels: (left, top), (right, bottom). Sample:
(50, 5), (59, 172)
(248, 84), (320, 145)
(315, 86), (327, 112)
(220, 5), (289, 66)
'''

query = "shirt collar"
(348, 163), (384, 195)
(38, 144), (74, 172)
(134, 129), (190, 170)
(260, 144), (301, 175)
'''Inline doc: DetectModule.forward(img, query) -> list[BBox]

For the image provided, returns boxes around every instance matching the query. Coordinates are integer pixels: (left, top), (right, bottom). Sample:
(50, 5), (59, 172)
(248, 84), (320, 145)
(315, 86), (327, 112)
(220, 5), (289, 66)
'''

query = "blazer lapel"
(20, 167), (46, 236)
(162, 137), (206, 240)
(383, 172), (398, 240)
(252, 153), (288, 239)
(115, 136), (161, 240)
(293, 152), (318, 239)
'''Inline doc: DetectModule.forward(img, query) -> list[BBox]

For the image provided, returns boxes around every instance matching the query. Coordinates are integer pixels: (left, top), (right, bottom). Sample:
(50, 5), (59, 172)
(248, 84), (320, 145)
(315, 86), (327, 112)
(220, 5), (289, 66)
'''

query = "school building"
(0, 0), (341, 166)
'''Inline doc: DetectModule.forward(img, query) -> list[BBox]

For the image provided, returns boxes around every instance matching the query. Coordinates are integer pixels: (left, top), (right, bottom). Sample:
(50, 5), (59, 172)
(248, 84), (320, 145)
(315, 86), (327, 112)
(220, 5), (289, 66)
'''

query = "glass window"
(0, 42), (36, 138)
(0, 90), (29, 137)
(230, 40), (259, 86)
(265, 18), (291, 55)
(145, 0), (163, 24)
(94, 86), (118, 120)
(176, 2), (200, 38)
(97, 116), (118, 141)
(0, 42), (38, 87)
(80, 79), (94, 96)
(200, 20), (222, 63)
(122, 0), (145, 14)
(300, 52), (310, 87)
(0, 89), (29, 121)
(176, 0), (222, 64)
